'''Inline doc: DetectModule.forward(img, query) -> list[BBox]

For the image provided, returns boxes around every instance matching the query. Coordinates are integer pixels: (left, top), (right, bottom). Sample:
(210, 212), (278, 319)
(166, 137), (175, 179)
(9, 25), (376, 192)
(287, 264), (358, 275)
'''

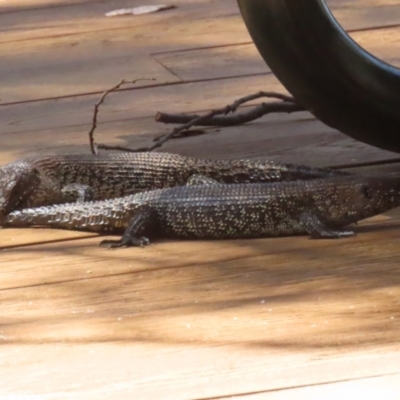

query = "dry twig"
(96, 91), (303, 153)
(88, 78), (155, 154)
(155, 101), (304, 129)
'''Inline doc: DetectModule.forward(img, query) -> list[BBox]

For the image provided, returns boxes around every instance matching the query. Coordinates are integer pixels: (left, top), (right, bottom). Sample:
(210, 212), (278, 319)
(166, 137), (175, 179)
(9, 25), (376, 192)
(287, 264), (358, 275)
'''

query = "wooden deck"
(1, 0), (400, 398)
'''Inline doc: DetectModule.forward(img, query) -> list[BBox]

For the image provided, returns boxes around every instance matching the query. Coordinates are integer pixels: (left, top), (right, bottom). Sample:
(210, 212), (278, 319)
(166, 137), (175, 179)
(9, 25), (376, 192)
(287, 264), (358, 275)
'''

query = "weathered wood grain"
(1, 0), (400, 398)
(1, 2), (400, 103)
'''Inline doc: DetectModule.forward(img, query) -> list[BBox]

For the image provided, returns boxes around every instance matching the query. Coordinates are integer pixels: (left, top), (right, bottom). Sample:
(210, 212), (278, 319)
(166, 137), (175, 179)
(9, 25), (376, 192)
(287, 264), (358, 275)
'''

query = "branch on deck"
(155, 101), (304, 128)
(96, 91), (304, 153)
(88, 78), (155, 154)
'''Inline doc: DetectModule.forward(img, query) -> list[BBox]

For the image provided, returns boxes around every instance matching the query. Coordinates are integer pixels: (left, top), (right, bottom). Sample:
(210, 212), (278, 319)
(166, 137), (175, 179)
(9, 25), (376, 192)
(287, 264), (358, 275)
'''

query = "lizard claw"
(100, 236), (150, 249)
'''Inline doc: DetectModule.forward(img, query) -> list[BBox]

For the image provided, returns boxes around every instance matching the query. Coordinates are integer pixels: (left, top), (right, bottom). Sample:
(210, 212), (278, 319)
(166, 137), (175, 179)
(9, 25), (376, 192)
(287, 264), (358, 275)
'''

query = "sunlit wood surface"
(1, 0), (400, 398)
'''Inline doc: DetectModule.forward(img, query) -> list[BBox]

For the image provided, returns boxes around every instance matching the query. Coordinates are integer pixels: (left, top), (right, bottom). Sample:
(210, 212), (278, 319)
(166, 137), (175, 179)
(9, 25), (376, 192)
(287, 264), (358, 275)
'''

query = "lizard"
(4, 174), (400, 248)
(0, 152), (347, 220)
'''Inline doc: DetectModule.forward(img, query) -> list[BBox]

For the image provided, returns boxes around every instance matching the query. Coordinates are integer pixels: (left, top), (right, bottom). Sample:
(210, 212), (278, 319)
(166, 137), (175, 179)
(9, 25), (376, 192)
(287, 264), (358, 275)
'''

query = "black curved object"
(237, 0), (400, 153)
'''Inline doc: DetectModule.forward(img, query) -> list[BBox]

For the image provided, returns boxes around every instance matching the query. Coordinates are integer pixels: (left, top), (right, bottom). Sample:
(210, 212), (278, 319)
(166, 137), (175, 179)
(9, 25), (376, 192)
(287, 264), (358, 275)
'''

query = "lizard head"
(323, 174), (400, 225)
(0, 162), (41, 222)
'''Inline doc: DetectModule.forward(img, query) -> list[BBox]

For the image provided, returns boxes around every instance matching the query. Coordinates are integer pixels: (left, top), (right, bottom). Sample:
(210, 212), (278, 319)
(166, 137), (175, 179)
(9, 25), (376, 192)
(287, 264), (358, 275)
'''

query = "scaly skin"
(0, 152), (347, 216)
(4, 174), (400, 248)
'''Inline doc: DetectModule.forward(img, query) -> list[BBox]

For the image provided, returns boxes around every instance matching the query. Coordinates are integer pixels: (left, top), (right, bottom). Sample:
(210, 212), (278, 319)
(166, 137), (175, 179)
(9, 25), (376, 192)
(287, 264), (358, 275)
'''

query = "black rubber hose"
(237, 0), (400, 153)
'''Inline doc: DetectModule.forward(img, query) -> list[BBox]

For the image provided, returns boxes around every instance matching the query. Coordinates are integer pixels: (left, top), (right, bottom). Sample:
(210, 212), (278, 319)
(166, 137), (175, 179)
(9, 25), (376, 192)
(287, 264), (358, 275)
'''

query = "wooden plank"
(1, 0), (398, 43)
(1, 20), (398, 104)
(0, 208), (399, 287)
(0, 74), (289, 133)
(0, 1), (238, 44)
(351, 26), (400, 67)
(3, 0), (398, 13)
(0, 19), (398, 166)
(1, 215), (400, 396)
(0, 73), (398, 168)
(0, 344), (399, 399)
(0, 1), (241, 103)
(0, 52), (180, 104)
(154, 26), (400, 81)
(2, 22), (398, 105)
(0, 343), (399, 399)
(230, 373), (400, 400)
(154, 43), (268, 81)
(1, 1), (399, 103)
(1, 1), (400, 398)
(0, 0), (99, 13)
(1, 110), (398, 169)
(0, 16), (249, 103)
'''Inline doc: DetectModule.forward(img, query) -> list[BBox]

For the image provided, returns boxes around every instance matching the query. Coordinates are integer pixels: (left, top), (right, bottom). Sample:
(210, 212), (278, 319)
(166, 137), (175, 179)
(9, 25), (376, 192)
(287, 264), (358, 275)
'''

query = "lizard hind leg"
(299, 212), (355, 239)
(100, 205), (157, 249)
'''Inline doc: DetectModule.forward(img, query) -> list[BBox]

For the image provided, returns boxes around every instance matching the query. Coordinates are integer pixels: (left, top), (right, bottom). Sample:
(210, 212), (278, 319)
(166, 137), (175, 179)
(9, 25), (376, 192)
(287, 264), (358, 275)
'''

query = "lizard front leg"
(299, 212), (355, 239)
(100, 205), (157, 249)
